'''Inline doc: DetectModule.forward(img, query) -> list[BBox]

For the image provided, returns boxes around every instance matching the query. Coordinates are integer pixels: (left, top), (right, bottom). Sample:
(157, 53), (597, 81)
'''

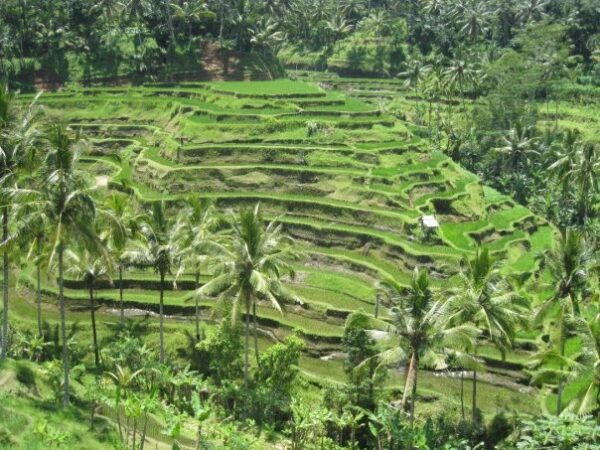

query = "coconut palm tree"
(397, 55), (431, 101)
(536, 229), (597, 414)
(172, 199), (223, 341)
(197, 204), (301, 387)
(454, 0), (492, 42)
(494, 123), (539, 173)
(447, 248), (525, 422)
(66, 248), (111, 367)
(443, 57), (479, 110)
(103, 192), (144, 326)
(571, 144), (600, 225)
(23, 125), (105, 405)
(0, 84), (40, 359)
(376, 268), (479, 419)
(7, 197), (48, 338)
(122, 201), (177, 364)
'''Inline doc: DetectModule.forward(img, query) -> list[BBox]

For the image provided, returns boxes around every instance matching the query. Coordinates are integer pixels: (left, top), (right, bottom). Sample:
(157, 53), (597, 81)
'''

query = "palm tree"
(324, 13), (352, 48)
(249, 18), (286, 56)
(571, 144), (600, 225)
(172, 199), (222, 341)
(24, 125), (105, 405)
(103, 192), (143, 326)
(106, 364), (144, 441)
(564, 312), (600, 415)
(516, 0), (549, 25)
(9, 198), (48, 337)
(376, 268), (479, 419)
(66, 248), (111, 367)
(443, 57), (479, 110)
(197, 204), (301, 387)
(454, 0), (491, 42)
(536, 229), (596, 414)
(123, 201), (176, 364)
(494, 123), (539, 173)
(448, 248), (525, 422)
(0, 84), (40, 359)
(397, 55), (431, 101)
(548, 129), (581, 197)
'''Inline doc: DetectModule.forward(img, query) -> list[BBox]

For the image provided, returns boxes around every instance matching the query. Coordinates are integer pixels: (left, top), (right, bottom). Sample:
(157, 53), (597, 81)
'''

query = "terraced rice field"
(24, 79), (555, 337)
(19, 78), (555, 398)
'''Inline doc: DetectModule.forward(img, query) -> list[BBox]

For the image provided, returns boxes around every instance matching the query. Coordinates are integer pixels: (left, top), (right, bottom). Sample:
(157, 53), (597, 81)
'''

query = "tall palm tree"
(448, 248), (525, 422)
(103, 192), (143, 326)
(17, 205), (50, 337)
(536, 229), (596, 414)
(66, 248), (111, 367)
(123, 201), (176, 364)
(172, 199), (222, 341)
(22, 125), (104, 405)
(197, 204), (301, 387)
(377, 268), (479, 419)
(0, 84), (40, 359)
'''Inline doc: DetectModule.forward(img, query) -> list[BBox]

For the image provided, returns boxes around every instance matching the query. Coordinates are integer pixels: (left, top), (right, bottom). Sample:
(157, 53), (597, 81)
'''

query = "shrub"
(306, 120), (321, 137)
(15, 363), (36, 387)
(506, 414), (600, 450)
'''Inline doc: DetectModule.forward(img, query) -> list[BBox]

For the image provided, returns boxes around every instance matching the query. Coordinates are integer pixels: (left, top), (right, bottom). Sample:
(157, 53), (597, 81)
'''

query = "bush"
(15, 363), (36, 387)
(505, 414), (600, 450)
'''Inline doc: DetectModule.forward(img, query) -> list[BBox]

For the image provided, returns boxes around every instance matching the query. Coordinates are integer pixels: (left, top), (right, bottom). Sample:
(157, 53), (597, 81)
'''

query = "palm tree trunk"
(244, 295), (250, 388)
(89, 282), (100, 367)
(132, 418), (137, 450)
(253, 301), (260, 367)
(1, 206), (9, 360)
(58, 242), (70, 405)
(195, 271), (200, 341)
(472, 369), (477, 422)
(159, 271), (165, 364)
(119, 262), (124, 326)
(140, 413), (148, 450)
(410, 367), (418, 420)
(460, 371), (465, 420)
(37, 237), (43, 336)
(401, 351), (418, 418)
(556, 312), (566, 415)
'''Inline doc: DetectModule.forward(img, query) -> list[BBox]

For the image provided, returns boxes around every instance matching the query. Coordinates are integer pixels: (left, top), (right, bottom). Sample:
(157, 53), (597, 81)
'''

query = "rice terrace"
(0, 1), (599, 449)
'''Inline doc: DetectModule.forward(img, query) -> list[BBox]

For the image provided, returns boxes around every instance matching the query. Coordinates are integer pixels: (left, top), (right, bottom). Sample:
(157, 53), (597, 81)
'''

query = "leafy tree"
(254, 334), (304, 424)
(342, 311), (383, 413)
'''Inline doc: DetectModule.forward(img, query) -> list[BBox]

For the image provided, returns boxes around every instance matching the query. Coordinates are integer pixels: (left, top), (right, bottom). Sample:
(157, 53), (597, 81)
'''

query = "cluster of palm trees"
(0, 85), (300, 405)
(375, 239), (598, 420)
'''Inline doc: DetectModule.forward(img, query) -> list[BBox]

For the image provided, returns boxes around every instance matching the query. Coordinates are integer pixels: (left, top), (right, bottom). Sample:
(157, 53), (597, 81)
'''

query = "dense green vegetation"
(1, 1), (599, 449)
